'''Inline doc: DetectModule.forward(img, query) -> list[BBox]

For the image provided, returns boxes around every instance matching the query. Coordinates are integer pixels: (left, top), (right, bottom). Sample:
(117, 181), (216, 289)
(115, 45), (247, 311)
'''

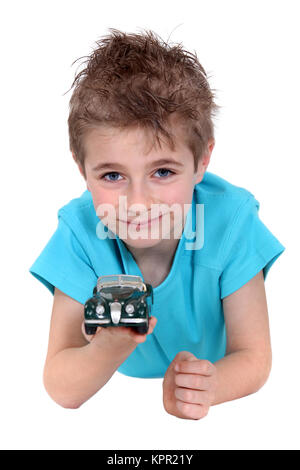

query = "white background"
(0, 0), (298, 450)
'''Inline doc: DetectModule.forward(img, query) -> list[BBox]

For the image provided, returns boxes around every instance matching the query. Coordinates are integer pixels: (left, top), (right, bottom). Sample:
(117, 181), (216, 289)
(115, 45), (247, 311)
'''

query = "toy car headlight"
(125, 304), (135, 314)
(96, 305), (105, 316)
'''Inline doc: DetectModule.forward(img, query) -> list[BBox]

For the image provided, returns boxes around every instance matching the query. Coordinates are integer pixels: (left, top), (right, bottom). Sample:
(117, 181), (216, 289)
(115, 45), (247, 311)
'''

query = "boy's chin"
(118, 233), (168, 248)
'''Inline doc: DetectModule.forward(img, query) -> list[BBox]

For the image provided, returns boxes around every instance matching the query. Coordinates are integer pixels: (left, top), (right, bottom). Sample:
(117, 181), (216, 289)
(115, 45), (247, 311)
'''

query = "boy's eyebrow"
(92, 158), (184, 172)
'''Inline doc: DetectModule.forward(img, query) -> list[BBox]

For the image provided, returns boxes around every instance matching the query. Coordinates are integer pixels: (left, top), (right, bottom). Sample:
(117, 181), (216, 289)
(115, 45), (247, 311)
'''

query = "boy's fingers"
(175, 400), (209, 420)
(81, 316), (157, 343)
(175, 387), (210, 405)
(175, 359), (214, 376)
(175, 373), (211, 391)
(148, 316), (157, 334)
(173, 350), (198, 363)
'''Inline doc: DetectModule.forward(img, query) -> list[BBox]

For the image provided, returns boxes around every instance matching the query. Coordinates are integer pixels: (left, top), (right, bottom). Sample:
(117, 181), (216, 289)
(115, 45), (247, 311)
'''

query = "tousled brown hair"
(66, 28), (220, 178)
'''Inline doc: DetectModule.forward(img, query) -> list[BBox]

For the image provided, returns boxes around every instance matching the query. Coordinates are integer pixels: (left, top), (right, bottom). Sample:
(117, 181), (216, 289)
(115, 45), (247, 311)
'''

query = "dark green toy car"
(84, 274), (154, 335)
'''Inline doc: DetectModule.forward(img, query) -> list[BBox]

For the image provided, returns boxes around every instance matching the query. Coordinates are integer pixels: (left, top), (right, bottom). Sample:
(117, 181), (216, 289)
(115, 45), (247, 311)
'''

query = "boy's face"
(74, 125), (213, 251)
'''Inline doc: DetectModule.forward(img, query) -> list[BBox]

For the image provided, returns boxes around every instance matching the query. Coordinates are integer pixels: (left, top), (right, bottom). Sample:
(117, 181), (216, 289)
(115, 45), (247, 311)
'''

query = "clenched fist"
(162, 351), (218, 420)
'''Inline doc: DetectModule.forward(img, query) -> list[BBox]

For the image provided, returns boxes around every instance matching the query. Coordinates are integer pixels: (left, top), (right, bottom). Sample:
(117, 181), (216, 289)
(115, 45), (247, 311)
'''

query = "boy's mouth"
(119, 214), (163, 226)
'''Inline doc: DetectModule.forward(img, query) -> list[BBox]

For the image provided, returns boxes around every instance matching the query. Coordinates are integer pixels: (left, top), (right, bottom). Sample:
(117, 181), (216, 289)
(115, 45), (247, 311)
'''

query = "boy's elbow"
(58, 400), (82, 410)
(43, 371), (83, 410)
(45, 387), (83, 409)
(252, 348), (272, 392)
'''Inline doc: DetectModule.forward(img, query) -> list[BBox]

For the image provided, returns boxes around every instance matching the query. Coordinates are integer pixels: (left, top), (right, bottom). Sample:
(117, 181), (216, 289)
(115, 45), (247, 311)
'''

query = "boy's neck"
(127, 236), (179, 264)
(124, 234), (181, 282)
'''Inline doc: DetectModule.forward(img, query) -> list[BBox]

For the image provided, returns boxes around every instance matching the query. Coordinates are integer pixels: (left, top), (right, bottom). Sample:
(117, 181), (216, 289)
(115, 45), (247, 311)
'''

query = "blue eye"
(154, 168), (174, 178)
(102, 172), (122, 182)
(100, 168), (175, 183)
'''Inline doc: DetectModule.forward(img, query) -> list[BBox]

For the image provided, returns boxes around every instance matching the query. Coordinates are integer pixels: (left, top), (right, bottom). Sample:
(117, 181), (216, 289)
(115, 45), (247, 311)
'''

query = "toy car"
(84, 274), (154, 335)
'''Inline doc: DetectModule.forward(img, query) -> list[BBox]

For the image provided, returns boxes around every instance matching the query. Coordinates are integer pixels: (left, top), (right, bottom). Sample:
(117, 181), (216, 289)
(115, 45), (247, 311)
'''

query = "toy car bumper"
(84, 318), (147, 325)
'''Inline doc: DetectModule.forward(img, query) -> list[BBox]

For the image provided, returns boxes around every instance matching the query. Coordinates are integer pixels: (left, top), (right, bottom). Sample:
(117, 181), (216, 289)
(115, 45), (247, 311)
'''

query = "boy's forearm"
(212, 349), (272, 406)
(43, 341), (136, 409)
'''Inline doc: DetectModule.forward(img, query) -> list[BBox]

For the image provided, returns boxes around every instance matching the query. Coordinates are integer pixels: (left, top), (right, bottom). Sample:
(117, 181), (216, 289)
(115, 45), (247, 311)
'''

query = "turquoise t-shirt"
(29, 172), (285, 378)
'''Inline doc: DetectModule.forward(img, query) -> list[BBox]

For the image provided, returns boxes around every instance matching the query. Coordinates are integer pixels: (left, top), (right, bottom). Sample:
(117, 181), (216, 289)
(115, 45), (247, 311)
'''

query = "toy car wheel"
(135, 323), (149, 335)
(85, 324), (97, 335)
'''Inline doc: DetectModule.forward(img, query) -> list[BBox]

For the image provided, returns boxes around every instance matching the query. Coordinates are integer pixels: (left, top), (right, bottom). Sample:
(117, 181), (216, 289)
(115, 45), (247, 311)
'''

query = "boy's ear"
(71, 151), (83, 176)
(72, 152), (90, 190)
(195, 139), (215, 184)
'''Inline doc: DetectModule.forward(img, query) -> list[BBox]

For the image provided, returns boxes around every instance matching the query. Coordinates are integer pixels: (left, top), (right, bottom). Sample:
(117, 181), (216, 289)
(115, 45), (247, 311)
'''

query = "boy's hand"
(82, 316), (157, 351)
(162, 351), (218, 420)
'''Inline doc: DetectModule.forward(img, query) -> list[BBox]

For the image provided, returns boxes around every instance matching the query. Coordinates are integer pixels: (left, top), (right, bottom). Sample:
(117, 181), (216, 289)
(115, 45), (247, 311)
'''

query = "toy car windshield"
(96, 274), (146, 292)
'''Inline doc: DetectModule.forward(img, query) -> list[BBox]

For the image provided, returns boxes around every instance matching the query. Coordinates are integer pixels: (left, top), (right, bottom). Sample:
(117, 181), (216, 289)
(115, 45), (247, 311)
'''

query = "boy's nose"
(126, 183), (152, 213)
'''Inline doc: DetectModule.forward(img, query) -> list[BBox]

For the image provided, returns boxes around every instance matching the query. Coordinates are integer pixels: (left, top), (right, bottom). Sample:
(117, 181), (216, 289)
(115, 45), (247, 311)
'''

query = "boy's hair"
(66, 28), (219, 178)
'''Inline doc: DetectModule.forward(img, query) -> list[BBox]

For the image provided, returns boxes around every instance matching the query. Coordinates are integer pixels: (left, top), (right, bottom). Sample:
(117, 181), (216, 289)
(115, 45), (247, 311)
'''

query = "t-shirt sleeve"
(219, 196), (285, 299)
(29, 211), (98, 305)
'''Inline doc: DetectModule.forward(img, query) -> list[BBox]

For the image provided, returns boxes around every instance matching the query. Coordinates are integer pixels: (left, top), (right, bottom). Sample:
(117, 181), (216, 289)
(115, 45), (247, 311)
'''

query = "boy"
(29, 29), (285, 420)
